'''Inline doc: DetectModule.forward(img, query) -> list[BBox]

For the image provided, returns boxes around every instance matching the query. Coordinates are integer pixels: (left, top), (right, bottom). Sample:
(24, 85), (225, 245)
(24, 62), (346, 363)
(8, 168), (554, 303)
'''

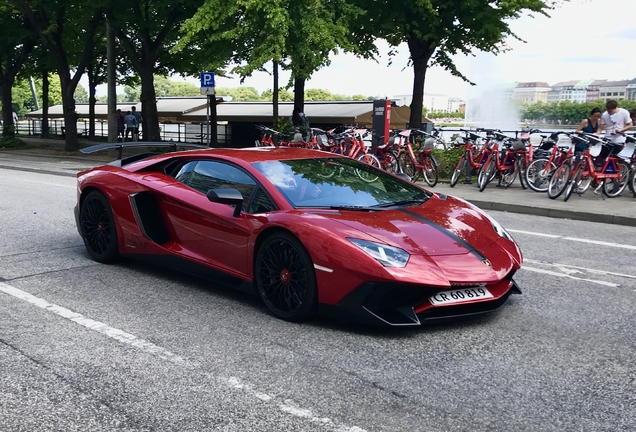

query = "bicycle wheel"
(317, 161), (338, 179)
(421, 156), (438, 187)
(601, 161), (630, 198)
(478, 157), (496, 192)
(500, 168), (517, 188)
(564, 165), (583, 202)
(449, 155), (465, 187)
(525, 158), (555, 193)
(629, 168), (636, 197)
(517, 158), (528, 189)
(398, 153), (418, 182)
(355, 153), (381, 182)
(383, 151), (400, 174)
(547, 162), (571, 199)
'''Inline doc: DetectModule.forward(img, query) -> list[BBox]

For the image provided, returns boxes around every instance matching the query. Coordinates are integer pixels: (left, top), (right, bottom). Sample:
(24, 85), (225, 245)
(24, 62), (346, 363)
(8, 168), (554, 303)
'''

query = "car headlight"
(347, 238), (410, 268)
(487, 216), (514, 241)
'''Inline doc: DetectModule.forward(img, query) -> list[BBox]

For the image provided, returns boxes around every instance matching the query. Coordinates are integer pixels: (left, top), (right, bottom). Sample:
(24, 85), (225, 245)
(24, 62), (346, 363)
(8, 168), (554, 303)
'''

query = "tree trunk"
(59, 71), (79, 151)
(41, 72), (49, 138)
(293, 77), (305, 124)
(138, 67), (160, 141)
(407, 36), (436, 129)
(272, 61), (279, 129)
(88, 65), (96, 139)
(1, 76), (15, 137)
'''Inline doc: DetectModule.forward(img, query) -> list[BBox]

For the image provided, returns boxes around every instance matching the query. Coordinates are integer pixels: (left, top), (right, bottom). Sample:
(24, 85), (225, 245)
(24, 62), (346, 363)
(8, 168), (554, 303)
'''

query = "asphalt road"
(0, 152), (634, 431)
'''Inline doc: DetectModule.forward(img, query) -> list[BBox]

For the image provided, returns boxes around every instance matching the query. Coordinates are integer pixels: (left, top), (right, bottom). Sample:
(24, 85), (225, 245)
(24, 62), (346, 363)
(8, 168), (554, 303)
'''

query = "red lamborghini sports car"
(75, 143), (522, 326)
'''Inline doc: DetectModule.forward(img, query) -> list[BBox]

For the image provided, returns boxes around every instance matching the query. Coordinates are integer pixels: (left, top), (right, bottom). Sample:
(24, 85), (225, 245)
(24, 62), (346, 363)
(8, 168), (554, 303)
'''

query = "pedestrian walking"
(131, 106), (142, 141)
(124, 111), (138, 142)
(116, 109), (125, 141)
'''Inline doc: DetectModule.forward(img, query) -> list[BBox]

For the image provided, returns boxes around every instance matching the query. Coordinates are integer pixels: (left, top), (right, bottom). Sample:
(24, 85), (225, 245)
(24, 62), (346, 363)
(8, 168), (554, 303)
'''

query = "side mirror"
(206, 188), (244, 217)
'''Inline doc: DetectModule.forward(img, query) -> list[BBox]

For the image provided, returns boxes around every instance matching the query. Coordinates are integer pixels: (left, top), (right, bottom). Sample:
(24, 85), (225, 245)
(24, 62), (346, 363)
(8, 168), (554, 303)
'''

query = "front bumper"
(319, 278), (522, 327)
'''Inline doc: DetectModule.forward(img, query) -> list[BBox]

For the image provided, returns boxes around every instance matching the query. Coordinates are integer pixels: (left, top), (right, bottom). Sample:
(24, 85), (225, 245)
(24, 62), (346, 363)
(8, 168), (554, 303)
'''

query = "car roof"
(176, 146), (339, 163)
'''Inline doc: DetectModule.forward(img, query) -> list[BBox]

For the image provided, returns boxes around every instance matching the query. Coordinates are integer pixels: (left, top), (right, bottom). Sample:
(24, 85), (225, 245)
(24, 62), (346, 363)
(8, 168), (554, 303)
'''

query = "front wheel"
(255, 232), (318, 322)
(564, 165), (583, 202)
(398, 153), (418, 182)
(421, 155), (438, 187)
(79, 190), (119, 263)
(356, 153), (381, 182)
(383, 151), (400, 174)
(547, 162), (571, 199)
(517, 157), (528, 189)
(478, 157), (495, 192)
(629, 168), (636, 197)
(525, 158), (556, 193)
(449, 155), (466, 187)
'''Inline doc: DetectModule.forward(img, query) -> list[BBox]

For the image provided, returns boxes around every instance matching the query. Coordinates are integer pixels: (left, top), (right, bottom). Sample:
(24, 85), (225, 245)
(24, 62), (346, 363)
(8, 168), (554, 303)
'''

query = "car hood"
(315, 194), (502, 257)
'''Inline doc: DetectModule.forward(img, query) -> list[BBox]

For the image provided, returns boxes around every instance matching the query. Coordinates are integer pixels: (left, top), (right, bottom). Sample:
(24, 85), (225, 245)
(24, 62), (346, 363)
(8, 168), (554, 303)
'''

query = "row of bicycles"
(448, 127), (636, 201)
(256, 124), (443, 187)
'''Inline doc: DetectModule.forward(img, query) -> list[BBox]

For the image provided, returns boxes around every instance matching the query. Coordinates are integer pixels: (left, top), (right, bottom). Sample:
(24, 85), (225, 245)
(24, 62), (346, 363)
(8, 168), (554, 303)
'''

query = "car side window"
(248, 187), (277, 214)
(180, 160), (257, 212)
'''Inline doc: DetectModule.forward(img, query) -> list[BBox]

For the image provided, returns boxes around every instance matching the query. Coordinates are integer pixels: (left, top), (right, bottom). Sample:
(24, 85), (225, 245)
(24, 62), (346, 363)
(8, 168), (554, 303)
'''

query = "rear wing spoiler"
(80, 141), (209, 160)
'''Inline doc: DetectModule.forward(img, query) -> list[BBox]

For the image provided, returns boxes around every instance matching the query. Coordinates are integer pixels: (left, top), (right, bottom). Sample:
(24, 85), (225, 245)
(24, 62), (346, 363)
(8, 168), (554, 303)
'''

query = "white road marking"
(226, 377), (367, 432)
(508, 229), (636, 251)
(521, 266), (619, 287)
(0, 282), (187, 365)
(0, 174), (75, 189)
(525, 259), (636, 280)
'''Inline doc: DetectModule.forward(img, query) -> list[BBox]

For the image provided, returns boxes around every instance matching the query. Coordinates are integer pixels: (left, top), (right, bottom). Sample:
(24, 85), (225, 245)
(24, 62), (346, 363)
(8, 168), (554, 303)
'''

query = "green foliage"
(0, 135), (22, 147)
(519, 99), (636, 125)
(432, 147), (463, 179)
(74, 85), (89, 103)
(426, 110), (464, 119)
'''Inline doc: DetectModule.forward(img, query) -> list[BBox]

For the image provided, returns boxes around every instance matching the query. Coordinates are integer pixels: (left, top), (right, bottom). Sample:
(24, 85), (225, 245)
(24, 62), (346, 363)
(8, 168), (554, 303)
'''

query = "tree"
(0, 1), (36, 137)
(12, 0), (103, 150)
(105, 0), (225, 142)
(352, 0), (555, 128)
(180, 0), (372, 128)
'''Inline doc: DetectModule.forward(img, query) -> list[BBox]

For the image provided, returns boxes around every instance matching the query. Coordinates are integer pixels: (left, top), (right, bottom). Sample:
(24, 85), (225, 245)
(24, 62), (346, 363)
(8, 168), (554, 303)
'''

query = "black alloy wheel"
(255, 232), (317, 321)
(79, 190), (119, 263)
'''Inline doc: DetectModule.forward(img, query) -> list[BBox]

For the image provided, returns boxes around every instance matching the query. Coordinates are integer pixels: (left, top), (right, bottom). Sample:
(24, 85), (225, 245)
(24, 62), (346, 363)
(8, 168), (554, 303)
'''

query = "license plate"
(429, 287), (494, 306)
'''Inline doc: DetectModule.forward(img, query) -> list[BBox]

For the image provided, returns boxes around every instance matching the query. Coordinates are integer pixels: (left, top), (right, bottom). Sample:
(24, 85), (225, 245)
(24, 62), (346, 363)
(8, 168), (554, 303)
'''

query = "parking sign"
(200, 72), (215, 87)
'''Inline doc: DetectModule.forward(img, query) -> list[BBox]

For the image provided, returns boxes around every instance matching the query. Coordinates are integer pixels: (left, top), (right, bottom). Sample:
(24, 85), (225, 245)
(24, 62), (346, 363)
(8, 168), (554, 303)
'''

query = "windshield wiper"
(375, 198), (428, 208)
(329, 205), (385, 212)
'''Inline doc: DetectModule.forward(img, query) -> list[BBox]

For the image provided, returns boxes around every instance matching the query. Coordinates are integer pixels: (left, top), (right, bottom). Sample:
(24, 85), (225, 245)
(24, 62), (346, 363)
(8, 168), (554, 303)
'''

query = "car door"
(161, 160), (272, 279)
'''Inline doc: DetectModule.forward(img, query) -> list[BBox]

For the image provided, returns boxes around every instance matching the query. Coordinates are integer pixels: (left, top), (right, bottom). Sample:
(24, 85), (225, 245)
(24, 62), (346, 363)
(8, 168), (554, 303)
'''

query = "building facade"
(512, 82), (550, 103)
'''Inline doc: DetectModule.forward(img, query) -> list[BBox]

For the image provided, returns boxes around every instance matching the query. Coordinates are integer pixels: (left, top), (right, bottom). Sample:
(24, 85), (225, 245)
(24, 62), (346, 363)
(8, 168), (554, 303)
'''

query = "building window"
(613, 92), (618, 96)
(600, 93), (605, 96)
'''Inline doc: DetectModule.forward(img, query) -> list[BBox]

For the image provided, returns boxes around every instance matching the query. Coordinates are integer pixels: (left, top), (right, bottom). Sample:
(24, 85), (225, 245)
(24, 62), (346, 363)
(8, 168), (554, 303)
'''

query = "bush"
(0, 136), (23, 149)
(432, 147), (463, 179)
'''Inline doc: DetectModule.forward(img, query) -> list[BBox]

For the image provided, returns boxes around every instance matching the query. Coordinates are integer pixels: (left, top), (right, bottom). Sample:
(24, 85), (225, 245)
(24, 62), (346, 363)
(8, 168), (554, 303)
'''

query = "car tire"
(255, 232), (318, 322)
(79, 190), (119, 263)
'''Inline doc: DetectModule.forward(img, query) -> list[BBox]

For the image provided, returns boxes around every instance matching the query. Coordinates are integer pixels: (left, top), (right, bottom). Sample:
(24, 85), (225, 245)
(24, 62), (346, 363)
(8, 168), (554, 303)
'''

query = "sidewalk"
(4, 136), (636, 227)
(429, 181), (636, 227)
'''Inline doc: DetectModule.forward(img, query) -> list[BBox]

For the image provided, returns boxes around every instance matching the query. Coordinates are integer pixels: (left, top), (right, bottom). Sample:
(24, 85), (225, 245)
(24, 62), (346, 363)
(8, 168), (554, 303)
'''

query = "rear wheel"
(548, 162), (571, 199)
(602, 161), (630, 198)
(356, 153), (381, 182)
(500, 167), (517, 188)
(79, 190), (119, 263)
(255, 232), (317, 322)
(421, 156), (438, 187)
(449, 156), (465, 187)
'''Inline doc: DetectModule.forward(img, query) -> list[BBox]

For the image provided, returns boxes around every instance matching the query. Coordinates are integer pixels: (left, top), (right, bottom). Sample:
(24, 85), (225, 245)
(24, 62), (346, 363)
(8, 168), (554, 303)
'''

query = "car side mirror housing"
(206, 188), (244, 217)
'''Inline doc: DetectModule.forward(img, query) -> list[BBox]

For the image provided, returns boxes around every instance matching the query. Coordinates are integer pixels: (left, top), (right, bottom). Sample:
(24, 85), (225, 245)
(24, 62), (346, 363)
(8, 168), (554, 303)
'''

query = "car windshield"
(252, 157), (431, 209)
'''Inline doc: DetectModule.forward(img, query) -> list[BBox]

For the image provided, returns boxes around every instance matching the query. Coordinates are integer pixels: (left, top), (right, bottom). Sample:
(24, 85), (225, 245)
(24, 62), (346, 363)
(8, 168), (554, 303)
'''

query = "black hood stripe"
(399, 209), (486, 261)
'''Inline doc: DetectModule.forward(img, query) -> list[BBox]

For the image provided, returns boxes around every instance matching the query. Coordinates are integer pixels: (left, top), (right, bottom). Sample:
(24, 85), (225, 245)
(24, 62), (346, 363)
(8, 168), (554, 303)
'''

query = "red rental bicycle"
(398, 129), (439, 187)
(548, 132), (630, 201)
(477, 131), (518, 192)
(449, 129), (490, 187)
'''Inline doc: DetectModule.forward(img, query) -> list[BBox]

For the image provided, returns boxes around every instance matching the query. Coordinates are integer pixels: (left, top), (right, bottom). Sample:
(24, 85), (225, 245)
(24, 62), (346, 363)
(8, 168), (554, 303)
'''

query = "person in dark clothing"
(116, 109), (125, 141)
(574, 107), (601, 154)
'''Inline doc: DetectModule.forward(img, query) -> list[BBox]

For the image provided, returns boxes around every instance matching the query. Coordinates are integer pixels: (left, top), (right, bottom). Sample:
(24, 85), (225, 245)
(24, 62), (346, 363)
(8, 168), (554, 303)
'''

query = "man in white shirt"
(599, 99), (632, 144)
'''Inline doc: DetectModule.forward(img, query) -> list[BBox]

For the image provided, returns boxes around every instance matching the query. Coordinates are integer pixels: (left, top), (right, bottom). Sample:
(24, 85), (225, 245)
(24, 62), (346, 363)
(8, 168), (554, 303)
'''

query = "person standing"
(598, 99), (632, 144)
(124, 111), (138, 142)
(116, 109), (125, 141)
(131, 105), (142, 141)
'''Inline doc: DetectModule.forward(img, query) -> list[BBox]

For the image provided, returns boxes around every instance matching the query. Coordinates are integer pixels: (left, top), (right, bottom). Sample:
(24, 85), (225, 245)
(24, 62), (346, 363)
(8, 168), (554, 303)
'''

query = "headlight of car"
(347, 238), (410, 268)
(487, 216), (514, 241)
